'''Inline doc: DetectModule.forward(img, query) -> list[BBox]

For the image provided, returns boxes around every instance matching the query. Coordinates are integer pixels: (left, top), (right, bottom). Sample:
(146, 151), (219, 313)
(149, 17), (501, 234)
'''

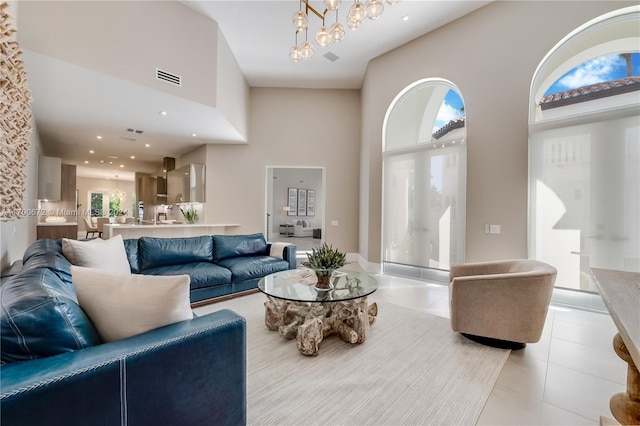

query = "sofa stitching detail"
(120, 359), (127, 426)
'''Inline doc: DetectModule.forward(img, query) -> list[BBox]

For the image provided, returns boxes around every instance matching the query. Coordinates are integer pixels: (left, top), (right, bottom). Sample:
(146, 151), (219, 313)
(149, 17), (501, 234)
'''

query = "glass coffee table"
(258, 268), (379, 356)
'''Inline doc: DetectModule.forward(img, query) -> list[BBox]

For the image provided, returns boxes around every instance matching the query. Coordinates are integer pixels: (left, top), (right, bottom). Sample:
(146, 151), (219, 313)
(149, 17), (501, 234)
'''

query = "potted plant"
(115, 210), (127, 223)
(301, 243), (346, 291)
(180, 206), (198, 224)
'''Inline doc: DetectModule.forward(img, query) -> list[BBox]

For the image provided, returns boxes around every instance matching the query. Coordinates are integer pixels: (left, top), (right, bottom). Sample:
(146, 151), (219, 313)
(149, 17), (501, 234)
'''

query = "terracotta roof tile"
(432, 118), (465, 140)
(539, 75), (640, 110)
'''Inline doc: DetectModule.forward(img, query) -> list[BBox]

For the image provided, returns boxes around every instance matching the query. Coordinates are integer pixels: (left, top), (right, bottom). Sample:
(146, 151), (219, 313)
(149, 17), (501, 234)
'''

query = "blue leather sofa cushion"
(1, 269), (101, 363)
(123, 238), (140, 273)
(139, 236), (213, 271)
(21, 252), (73, 286)
(217, 256), (290, 282)
(144, 262), (232, 290)
(22, 238), (62, 263)
(213, 233), (268, 263)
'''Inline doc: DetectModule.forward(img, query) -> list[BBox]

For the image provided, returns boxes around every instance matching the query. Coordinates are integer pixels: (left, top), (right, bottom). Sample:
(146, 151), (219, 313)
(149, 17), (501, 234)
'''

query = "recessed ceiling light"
(145, 144), (150, 148)
(109, 161), (113, 165)
(119, 164), (124, 168)
(89, 150), (94, 154)
(191, 133), (197, 137)
(96, 135), (102, 139)
(402, 15), (409, 22)
(159, 111), (168, 116)
(100, 160), (104, 164)
(84, 160), (89, 164)
(130, 156), (135, 159)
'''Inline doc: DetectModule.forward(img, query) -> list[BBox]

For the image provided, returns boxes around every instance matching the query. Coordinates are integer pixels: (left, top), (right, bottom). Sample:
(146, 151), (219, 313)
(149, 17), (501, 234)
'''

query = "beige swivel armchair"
(449, 259), (557, 349)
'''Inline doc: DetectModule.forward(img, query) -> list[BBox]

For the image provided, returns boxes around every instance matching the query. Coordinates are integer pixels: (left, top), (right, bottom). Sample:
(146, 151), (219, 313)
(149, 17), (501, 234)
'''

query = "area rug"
(195, 293), (510, 426)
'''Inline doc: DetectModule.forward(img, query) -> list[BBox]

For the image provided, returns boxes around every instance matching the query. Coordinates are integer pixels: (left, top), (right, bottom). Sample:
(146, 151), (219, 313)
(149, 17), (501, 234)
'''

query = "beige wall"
(199, 87), (361, 252)
(18, 1), (219, 109)
(360, 0), (636, 264)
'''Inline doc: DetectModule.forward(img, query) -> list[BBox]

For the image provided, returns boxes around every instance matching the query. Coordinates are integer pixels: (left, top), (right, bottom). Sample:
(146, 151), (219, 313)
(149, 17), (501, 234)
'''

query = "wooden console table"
(591, 269), (640, 426)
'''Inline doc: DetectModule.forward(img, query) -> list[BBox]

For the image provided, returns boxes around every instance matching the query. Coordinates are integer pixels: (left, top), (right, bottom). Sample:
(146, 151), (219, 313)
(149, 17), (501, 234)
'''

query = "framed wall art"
(297, 189), (307, 216)
(306, 190), (315, 216)
(287, 188), (297, 216)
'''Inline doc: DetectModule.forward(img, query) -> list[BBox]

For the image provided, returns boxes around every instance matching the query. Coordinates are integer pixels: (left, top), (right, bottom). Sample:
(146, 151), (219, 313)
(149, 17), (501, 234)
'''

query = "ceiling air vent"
(323, 52), (340, 62)
(156, 68), (182, 87)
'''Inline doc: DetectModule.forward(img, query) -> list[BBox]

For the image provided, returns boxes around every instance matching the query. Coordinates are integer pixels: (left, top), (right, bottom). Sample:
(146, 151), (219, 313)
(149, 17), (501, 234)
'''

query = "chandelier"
(290, 0), (400, 63)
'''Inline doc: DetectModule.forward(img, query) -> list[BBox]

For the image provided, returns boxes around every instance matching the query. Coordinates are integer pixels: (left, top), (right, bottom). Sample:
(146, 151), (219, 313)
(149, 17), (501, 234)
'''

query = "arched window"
(382, 79), (466, 279)
(529, 6), (639, 294)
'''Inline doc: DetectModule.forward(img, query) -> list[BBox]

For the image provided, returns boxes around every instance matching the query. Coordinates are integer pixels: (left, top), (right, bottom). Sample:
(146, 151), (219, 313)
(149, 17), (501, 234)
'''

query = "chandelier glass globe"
(301, 40), (314, 59)
(348, 3), (365, 24)
(346, 14), (362, 30)
(315, 26), (331, 47)
(330, 22), (345, 43)
(365, 0), (384, 19)
(325, 0), (341, 10)
(292, 10), (308, 31)
(289, 45), (303, 63)
(385, 0), (400, 4)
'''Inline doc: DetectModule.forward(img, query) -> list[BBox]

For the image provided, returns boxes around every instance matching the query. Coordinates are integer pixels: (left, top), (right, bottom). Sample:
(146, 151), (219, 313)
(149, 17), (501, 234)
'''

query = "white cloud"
(558, 54), (620, 89)
(435, 102), (463, 125)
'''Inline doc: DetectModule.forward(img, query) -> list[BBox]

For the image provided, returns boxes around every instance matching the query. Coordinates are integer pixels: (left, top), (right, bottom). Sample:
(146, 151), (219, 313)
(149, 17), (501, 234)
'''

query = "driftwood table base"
(264, 295), (378, 356)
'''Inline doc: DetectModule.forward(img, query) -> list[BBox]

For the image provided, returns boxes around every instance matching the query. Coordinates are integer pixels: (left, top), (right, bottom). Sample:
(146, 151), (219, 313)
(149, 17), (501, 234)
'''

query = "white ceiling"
(21, 1), (489, 181)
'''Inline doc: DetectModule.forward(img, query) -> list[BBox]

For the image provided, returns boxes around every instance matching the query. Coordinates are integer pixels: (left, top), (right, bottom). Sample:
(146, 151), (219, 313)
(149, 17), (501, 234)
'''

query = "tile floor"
(356, 266), (626, 425)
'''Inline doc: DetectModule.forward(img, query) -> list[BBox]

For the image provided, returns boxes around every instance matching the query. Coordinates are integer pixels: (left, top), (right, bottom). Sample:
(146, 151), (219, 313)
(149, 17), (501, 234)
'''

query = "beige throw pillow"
(62, 234), (131, 275)
(71, 266), (193, 342)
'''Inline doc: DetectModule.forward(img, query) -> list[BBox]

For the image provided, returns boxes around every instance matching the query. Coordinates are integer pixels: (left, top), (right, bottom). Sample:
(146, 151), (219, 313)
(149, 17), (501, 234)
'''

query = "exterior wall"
(360, 0), (636, 264)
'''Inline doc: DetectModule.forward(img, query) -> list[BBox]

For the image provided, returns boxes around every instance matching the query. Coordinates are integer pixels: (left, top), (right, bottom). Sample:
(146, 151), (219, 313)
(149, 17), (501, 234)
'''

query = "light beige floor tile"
(423, 294), (451, 319)
(521, 332), (553, 363)
(552, 309), (616, 331)
(544, 363), (624, 422)
(552, 317), (614, 344)
(496, 352), (548, 400)
(477, 383), (543, 425)
(540, 403), (598, 425)
(548, 338), (626, 385)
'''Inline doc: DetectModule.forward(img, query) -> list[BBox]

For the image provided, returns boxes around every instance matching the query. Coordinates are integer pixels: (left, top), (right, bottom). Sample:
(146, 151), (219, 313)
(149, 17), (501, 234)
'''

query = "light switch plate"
(490, 224), (501, 234)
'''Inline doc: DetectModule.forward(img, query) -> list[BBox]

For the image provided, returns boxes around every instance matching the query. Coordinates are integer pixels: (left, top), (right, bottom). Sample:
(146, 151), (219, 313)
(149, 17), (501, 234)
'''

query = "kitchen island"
(102, 223), (241, 240)
(37, 221), (78, 240)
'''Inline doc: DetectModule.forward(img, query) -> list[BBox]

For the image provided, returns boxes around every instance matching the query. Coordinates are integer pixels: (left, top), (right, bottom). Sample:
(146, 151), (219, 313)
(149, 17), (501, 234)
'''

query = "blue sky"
(544, 52), (640, 96)
(433, 90), (464, 132)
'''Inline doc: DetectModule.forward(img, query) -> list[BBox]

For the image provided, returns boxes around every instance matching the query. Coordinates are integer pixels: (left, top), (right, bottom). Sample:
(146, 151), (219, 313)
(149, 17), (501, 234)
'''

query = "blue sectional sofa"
(0, 244), (246, 425)
(0, 233), (296, 425)
(123, 233), (297, 303)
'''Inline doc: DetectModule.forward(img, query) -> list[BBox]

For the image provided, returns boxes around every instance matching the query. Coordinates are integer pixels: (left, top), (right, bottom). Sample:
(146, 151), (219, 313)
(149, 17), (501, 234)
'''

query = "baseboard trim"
(190, 288), (260, 308)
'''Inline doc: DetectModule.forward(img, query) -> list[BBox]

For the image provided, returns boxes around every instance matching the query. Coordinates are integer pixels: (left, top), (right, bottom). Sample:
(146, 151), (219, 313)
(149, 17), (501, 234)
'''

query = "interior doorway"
(265, 166), (325, 253)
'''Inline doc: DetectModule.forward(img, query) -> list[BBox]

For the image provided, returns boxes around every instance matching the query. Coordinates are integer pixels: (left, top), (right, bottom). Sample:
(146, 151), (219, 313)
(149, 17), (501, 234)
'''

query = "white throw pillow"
(62, 234), (131, 275)
(71, 266), (193, 342)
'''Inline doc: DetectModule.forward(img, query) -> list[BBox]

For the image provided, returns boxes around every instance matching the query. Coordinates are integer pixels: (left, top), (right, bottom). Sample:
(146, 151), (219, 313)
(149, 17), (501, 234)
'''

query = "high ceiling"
(19, 1), (489, 181)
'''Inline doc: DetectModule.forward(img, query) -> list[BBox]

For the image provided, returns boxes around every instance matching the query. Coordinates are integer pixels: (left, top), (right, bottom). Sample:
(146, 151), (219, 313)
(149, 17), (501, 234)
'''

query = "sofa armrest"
(1, 309), (246, 426)
(283, 244), (297, 269)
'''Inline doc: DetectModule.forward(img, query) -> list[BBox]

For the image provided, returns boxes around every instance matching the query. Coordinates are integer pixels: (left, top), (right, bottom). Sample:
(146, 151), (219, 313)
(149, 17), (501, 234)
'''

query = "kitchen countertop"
(104, 223), (240, 228)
